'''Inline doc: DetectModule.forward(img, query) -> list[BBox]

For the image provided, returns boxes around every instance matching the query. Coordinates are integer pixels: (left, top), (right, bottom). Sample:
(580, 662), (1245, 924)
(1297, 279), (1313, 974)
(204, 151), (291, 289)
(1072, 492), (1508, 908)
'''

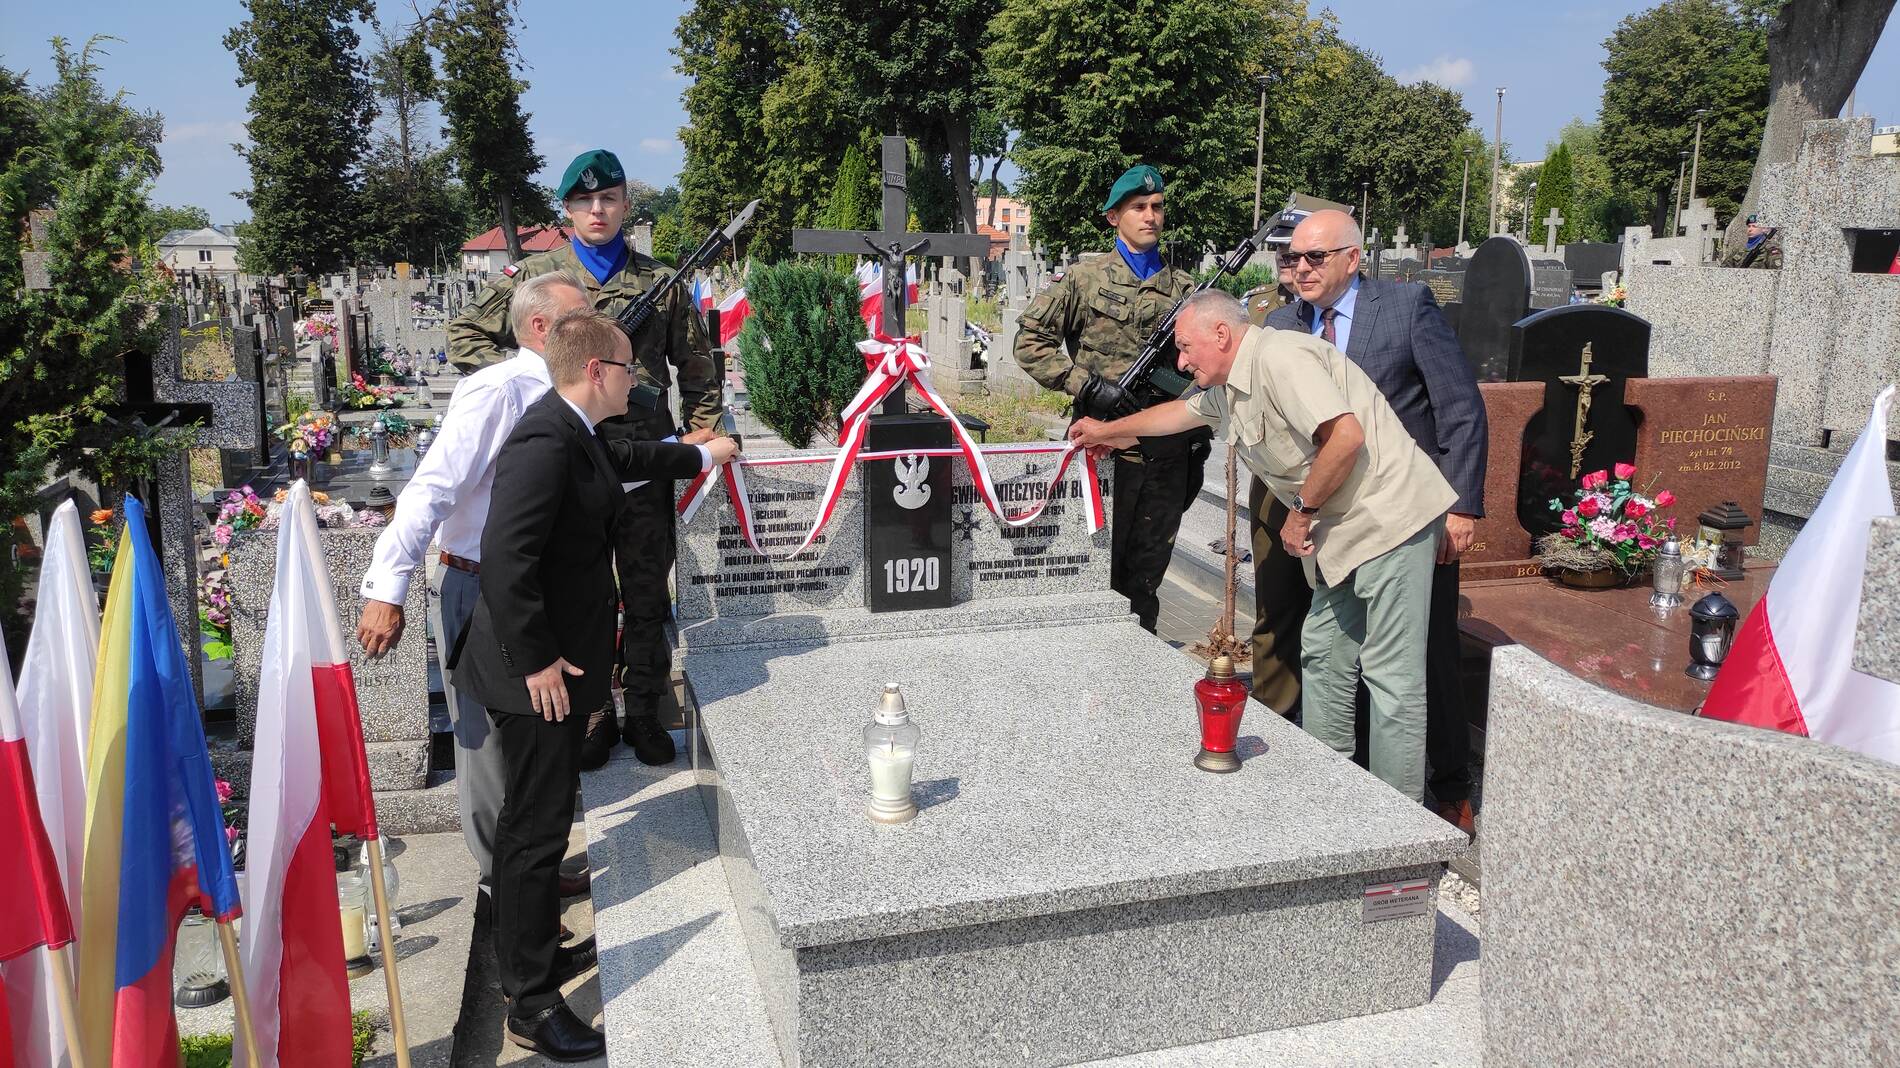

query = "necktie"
(1320, 306), (1339, 346)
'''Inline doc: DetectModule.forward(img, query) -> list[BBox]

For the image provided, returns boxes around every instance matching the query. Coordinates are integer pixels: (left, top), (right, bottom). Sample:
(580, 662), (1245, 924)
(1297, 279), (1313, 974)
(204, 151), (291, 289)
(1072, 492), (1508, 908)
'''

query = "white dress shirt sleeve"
(622, 437), (714, 492)
(359, 379), (519, 604)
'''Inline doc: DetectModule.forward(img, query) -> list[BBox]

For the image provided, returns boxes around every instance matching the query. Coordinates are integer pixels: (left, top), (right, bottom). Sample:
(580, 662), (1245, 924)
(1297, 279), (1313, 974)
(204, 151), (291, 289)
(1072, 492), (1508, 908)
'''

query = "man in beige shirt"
(1070, 290), (1454, 801)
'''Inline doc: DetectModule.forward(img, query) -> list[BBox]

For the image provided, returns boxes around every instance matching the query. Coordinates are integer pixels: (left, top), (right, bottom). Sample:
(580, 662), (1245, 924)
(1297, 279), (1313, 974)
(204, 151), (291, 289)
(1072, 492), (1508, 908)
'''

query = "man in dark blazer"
(452, 310), (739, 1058)
(1251, 208), (1488, 834)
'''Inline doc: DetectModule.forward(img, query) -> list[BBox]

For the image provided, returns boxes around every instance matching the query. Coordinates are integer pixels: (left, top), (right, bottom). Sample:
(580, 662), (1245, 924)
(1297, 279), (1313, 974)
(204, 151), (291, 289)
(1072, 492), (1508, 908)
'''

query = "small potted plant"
(1538, 463), (1679, 588)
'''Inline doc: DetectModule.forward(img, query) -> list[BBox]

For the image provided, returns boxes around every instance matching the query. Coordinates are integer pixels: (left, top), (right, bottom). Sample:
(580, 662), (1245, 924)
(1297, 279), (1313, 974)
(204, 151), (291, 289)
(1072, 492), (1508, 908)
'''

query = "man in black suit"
(1252, 209), (1488, 834)
(452, 310), (739, 1058)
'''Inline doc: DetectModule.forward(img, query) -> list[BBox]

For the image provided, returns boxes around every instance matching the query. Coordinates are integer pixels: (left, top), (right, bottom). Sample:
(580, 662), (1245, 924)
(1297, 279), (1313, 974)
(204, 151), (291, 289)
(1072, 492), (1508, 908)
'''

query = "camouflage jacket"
(1012, 252), (1195, 395)
(1720, 230), (1782, 270)
(445, 240), (721, 434)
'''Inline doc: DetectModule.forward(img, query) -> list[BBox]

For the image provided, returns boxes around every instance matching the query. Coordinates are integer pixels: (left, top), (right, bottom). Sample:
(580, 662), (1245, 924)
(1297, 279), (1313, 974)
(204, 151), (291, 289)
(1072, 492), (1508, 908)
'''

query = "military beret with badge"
(559, 148), (627, 202)
(1102, 164), (1164, 212)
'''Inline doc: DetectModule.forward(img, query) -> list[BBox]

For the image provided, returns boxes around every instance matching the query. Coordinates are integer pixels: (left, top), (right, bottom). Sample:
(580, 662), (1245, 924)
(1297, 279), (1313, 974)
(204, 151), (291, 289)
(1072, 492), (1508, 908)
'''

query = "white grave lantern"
(864, 683), (920, 824)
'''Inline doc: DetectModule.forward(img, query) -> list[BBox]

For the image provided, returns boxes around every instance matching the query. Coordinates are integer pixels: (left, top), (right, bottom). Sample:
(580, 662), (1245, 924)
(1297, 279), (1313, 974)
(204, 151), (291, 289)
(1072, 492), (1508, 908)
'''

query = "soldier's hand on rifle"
(1074, 372), (1139, 422)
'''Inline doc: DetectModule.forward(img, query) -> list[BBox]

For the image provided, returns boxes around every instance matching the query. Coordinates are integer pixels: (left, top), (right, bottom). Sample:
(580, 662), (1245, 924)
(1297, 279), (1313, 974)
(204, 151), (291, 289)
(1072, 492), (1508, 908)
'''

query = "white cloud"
(638, 136), (676, 153)
(1398, 56), (1474, 88)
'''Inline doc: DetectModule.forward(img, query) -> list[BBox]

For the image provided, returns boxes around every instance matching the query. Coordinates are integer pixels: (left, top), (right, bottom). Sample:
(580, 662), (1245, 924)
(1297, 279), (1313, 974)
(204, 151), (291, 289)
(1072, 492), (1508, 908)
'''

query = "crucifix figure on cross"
(792, 135), (991, 416)
(1558, 342), (1609, 479)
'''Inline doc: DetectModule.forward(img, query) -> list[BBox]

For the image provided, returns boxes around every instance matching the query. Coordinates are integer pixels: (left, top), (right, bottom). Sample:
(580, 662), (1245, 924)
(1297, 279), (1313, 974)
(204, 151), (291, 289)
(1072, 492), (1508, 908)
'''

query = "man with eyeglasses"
(1014, 164), (1213, 632)
(447, 148), (723, 773)
(1252, 208), (1487, 835)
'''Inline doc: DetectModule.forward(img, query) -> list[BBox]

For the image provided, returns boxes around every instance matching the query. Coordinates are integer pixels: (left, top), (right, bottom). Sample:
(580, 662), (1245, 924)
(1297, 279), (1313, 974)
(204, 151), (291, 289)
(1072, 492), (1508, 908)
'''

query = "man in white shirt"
(355, 270), (590, 891)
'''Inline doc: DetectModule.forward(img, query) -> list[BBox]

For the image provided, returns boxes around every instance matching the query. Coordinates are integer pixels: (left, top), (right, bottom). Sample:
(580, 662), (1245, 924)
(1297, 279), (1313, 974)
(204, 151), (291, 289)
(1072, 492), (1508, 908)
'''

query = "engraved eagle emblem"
(893, 454), (931, 510)
(581, 169), (599, 190)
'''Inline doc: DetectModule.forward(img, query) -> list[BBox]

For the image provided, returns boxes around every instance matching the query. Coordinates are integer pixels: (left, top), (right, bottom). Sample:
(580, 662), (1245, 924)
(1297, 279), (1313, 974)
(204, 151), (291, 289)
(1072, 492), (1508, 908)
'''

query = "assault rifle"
(1072, 217), (1278, 422)
(620, 199), (760, 410)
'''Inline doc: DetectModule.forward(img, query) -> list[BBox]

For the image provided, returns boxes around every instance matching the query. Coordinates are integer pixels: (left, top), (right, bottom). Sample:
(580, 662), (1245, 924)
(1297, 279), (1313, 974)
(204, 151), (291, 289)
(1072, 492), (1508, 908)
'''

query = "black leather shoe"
(576, 705), (618, 771)
(504, 999), (604, 1061)
(558, 870), (590, 898)
(621, 710), (676, 766)
(552, 935), (598, 984)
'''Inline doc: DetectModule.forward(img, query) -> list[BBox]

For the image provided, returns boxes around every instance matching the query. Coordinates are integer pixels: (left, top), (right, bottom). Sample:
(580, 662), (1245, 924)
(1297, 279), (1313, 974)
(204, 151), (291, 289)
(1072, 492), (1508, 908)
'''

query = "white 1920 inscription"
(882, 556), (941, 594)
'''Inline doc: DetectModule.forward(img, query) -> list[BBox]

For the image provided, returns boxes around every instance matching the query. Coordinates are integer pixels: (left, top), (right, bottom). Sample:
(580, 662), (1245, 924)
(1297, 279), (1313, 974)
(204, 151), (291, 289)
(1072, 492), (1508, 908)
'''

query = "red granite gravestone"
(1464, 383), (1547, 580)
(1626, 376), (1776, 546)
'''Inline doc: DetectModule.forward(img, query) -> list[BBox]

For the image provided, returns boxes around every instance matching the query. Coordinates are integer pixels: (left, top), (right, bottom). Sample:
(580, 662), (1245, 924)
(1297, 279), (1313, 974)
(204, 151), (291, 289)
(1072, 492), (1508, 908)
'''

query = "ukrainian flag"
(78, 495), (242, 1065)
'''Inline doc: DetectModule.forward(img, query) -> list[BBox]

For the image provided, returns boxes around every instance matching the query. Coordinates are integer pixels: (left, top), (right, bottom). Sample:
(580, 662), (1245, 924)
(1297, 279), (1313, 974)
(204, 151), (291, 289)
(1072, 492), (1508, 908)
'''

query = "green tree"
(759, 46), (867, 247)
(226, 0), (375, 273)
(650, 209), (688, 266)
(434, 0), (548, 262)
(735, 261), (866, 447)
(1599, 0), (1769, 231)
(675, 0), (795, 260)
(353, 19), (469, 266)
(148, 203), (211, 240)
(1529, 143), (1576, 247)
(1, 41), (179, 622)
(626, 180), (682, 223)
(990, 0), (1309, 255)
(1414, 129), (1503, 247)
(818, 142), (875, 271)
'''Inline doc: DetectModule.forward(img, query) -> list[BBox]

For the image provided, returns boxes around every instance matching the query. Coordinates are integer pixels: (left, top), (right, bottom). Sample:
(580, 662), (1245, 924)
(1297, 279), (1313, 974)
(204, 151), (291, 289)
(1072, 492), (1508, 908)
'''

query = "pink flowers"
(1614, 462), (1637, 480)
(1625, 500), (1648, 518)
(215, 778), (234, 803)
(1561, 508), (1578, 525)
(1656, 490), (1676, 508)
(1581, 470), (1608, 490)
(1544, 463), (1682, 575)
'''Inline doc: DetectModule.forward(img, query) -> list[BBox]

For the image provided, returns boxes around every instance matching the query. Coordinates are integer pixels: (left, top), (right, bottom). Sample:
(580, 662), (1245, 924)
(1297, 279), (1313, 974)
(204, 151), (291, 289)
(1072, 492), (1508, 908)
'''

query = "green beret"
(1102, 164), (1164, 211)
(558, 149), (626, 201)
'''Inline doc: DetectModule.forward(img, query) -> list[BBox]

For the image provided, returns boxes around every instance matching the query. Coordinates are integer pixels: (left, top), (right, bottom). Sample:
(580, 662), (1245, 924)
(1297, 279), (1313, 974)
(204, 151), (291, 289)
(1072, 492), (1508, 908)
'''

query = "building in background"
(459, 225), (572, 274)
(157, 226), (241, 273)
(1874, 125), (1899, 156)
(976, 195), (1032, 260)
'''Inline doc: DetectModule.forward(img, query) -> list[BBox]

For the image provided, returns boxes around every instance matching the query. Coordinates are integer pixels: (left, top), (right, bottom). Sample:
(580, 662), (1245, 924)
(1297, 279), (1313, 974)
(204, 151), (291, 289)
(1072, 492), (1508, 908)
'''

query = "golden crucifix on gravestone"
(1558, 342), (1610, 478)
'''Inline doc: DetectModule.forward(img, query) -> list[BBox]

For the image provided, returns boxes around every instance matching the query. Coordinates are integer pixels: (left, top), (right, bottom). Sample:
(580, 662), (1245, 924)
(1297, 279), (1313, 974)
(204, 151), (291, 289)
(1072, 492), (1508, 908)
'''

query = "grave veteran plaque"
(674, 457), (864, 620)
(862, 413), (954, 611)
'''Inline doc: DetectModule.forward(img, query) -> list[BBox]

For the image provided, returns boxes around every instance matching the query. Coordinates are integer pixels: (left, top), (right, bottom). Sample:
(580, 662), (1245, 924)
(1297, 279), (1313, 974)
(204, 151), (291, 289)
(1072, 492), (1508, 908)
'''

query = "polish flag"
(1702, 384), (1900, 764)
(237, 481), (381, 1067)
(0, 640), (74, 968)
(3, 501), (96, 1068)
(716, 287), (752, 347)
(855, 261), (918, 333)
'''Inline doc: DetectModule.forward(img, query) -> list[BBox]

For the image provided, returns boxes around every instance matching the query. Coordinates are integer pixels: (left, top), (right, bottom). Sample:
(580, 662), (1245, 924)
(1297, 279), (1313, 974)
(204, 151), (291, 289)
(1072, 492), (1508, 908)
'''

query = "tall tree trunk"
(946, 115), (979, 280)
(1725, 0), (1896, 255)
(984, 132), (1009, 230)
(499, 190), (522, 262)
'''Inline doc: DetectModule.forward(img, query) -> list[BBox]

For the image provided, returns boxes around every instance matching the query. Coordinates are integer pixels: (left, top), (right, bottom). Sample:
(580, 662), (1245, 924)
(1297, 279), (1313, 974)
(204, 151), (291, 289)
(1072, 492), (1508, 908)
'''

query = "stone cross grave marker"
(790, 135), (993, 612)
(1541, 208), (1565, 255)
(1678, 199), (1719, 263)
(1391, 225), (1412, 260)
(1509, 304), (1650, 538)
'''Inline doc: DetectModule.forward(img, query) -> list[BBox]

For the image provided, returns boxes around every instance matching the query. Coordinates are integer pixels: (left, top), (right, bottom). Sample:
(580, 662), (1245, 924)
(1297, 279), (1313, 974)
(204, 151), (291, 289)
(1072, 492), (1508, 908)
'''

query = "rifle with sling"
(619, 199), (760, 411)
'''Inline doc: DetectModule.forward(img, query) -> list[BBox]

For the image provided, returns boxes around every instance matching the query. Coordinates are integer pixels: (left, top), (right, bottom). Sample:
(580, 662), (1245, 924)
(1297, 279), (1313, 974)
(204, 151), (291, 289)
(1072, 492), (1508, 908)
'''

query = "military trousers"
(1110, 430), (1211, 633)
(613, 475), (678, 718)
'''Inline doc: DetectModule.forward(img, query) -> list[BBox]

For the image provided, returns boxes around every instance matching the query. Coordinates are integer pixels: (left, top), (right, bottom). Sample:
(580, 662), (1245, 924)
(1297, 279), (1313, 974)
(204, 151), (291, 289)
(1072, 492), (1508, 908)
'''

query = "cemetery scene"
(2, 1), (1898, 1066)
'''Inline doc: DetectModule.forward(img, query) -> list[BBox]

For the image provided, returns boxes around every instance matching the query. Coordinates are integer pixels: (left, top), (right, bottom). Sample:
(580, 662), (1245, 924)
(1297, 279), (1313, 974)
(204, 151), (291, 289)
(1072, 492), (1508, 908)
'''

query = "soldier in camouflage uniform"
(1013, 164), (1212, 632)
(447, 149), (722, 769)
(1720, 214), (1782, 270)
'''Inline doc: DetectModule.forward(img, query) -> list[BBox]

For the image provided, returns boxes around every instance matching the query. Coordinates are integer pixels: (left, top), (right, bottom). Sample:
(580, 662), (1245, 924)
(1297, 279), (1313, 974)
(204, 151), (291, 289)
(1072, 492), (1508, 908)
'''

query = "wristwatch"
(1291, 492), (1320, 515)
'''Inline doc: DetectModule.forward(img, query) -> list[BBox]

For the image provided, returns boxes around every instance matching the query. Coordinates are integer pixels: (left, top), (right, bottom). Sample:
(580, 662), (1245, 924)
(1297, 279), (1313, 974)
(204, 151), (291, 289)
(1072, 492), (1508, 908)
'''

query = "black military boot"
(620, 699), (676, 766)
(576, 704), (618, 771)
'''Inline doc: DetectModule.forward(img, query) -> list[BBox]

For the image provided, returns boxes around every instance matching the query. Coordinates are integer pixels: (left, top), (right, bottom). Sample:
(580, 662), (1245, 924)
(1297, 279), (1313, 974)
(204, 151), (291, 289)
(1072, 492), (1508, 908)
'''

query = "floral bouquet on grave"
(1536, 463), (1678, 577)
(341, 372), (405, 410)
(210, 485), (269, 548)
(86, 507), (118, 574)
(199, 569), (233, 661)
(297, 312), (338, 342)
(1596, 284), (1627, 308)
(215, 777), (243, 864)
(276, 411), (337, 457)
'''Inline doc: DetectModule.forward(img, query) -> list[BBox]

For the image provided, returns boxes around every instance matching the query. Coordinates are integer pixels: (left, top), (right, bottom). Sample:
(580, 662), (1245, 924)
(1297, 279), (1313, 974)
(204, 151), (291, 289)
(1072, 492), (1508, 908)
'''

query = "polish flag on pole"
(0, 639), (75, 973)
(716, 287), (752, 347)
(237, 482), (381, 1066)
(1701, 384), (1900, 764)
(855, 261), (918, 333)
(2, 501), (96, 1068)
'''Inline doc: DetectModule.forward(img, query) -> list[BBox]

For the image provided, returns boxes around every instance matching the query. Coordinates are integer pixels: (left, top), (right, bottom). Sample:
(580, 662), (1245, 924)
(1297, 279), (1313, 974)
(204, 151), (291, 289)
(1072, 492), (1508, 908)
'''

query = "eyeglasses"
(594, 358), (633, 373)
(1276, 246), (1357, 268)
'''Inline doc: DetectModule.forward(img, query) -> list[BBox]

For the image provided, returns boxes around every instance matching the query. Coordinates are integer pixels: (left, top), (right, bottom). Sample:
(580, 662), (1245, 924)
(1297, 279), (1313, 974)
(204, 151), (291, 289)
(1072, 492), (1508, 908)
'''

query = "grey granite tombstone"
(1482, 645), (1900, 1066)
(1854, 516), (1900, 686)
(1529, 260), (1575, 309)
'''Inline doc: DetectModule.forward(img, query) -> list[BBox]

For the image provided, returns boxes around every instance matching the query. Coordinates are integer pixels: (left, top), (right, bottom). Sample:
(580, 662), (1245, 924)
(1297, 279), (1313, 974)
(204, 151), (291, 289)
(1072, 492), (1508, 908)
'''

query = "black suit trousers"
(490, 707), (587, 1015)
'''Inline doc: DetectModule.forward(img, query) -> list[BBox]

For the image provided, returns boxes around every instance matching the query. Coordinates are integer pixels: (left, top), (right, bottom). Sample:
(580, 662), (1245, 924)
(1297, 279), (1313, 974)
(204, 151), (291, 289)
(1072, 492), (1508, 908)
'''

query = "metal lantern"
(173, 908), (230, 1007)
(1686, 592), (1740, 681)
(1649, 538), (1687, 610)
(864, 683), (921, 824)
(414, 424), (436, 456)
(1696, 501), (1753, 581)
(367, 484), (397, 520)
(1194, 655), (1249, 773)
(368, 416), (392, 477)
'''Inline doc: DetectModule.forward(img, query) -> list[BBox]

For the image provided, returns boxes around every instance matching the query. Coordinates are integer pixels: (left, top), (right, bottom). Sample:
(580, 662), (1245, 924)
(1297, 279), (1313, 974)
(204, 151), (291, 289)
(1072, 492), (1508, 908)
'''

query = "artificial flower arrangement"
(1538, 463), (1678, 578)
(371, 348), (415, 380)
(339, 371), (405, 410)
(1596, 284), (1627, 308)
(199, 569), (233, 661)
(296, 312), (338, 342)
(211, 486), (269, 548)
(276, 411), (338, 458)
(86, 507), (118, 574)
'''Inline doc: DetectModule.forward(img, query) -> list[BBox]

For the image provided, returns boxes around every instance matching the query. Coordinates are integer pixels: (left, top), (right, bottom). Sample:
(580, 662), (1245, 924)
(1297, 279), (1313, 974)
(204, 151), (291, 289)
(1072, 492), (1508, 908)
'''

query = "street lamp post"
(1456, 145), (1474, 246)
(1488, 87), (1505, 235)
(1360, 181), (1369, 227)
(1252, 74), (1271, 228)
(1672, 150), (1689, 235)
(1523, 181), (1537, 238)
(1689, 108), (1711, 203)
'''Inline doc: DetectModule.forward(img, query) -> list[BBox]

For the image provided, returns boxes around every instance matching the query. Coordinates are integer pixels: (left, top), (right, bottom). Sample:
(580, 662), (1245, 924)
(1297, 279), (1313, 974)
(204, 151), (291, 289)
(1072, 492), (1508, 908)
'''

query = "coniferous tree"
(354, 20), (470, 265)
(1530, 143), (1577, 247)
(675, 0), (796, 259)
(435, 0), (547, 262)
(735, 262), (865, 447)
(226, 0), (376, 273)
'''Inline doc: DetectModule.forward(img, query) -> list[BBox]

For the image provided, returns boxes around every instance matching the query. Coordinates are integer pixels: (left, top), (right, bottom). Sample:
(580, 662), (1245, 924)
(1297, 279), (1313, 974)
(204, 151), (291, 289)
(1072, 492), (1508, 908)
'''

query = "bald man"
(1253, 209), (1488, 834)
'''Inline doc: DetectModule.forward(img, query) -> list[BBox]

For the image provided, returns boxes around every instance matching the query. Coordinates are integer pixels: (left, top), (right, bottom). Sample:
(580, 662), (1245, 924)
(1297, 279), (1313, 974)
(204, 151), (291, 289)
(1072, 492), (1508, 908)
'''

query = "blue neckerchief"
(1746, 232), (1767, 251)
(571, 231), (629, 285)
(1116, 238), (1164, 281)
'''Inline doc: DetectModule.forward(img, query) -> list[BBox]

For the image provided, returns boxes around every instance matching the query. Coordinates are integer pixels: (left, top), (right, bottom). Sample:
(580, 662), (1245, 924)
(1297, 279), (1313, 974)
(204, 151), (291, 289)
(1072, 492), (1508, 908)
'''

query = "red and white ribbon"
(677, 332), (1105, 561)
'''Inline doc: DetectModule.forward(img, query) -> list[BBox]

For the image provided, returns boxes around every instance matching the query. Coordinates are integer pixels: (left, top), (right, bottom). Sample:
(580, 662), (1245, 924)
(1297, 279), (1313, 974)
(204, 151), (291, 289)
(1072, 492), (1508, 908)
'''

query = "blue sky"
(4, 1), (1895, 225)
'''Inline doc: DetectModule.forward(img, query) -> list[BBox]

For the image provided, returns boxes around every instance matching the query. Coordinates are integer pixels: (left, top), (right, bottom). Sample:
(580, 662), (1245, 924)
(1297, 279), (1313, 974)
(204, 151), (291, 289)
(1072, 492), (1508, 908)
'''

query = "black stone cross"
(792, 135), (992, 417)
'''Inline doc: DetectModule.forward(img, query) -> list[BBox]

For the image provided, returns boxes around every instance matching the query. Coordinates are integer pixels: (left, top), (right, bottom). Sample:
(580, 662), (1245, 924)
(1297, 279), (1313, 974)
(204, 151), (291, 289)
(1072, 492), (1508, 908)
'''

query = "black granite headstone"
(1417, 269), (1464, 308)
(1529, 261), (1575, 309)
(862, 413), (954, 611)
(1509, 304), (1652, 536)
(1562, 242), (1620, 289)
(1454, 237), (1532, 382)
